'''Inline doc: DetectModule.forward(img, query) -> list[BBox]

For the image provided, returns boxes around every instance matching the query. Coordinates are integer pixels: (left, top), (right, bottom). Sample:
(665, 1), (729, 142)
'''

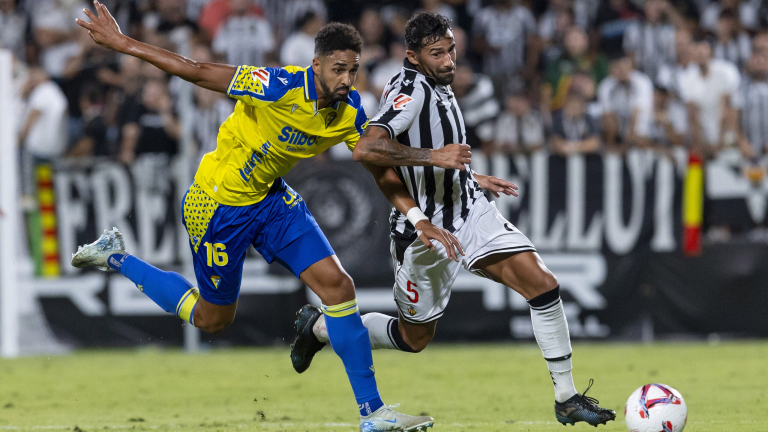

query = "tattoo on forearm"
(359, 136), (433, 166)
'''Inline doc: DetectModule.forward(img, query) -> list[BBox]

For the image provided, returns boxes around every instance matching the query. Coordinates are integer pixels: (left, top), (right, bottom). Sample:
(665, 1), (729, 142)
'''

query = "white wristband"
(406, 207), (428, 226)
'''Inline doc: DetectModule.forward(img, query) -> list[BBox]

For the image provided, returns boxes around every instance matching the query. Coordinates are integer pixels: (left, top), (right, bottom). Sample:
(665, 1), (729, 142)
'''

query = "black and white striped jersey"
(369, 58), (483, 240)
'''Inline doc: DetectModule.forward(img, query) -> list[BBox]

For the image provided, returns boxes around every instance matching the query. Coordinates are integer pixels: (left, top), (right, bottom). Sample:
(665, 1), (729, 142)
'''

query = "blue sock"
(108, 253), (199, 324)
(322, 299), (384, 416)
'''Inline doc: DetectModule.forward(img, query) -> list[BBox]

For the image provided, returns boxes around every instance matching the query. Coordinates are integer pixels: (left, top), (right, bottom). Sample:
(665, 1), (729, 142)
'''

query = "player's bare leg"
(295, 255), (434, 431)
(475, 251), (616, 427)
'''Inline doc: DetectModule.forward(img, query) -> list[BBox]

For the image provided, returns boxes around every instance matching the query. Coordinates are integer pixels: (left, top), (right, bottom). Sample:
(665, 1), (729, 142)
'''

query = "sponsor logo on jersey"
(278, 77), (288, 85)
(251, 68), (270, 87)
(238, 141), (272, 182)
(393, 94), (413, 110)
(278, 126), (319, 146)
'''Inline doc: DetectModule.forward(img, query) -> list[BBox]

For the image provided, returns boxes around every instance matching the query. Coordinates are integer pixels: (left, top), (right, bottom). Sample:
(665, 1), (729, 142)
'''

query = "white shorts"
(390, 197), (536, 323)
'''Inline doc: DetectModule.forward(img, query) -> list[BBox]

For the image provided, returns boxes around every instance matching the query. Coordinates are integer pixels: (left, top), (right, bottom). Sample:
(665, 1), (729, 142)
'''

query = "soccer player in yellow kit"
(70, 2), (470, 430)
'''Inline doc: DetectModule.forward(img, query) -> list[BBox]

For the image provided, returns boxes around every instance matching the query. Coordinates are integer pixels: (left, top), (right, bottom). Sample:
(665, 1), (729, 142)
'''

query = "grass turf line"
(0, 342), (766, 431)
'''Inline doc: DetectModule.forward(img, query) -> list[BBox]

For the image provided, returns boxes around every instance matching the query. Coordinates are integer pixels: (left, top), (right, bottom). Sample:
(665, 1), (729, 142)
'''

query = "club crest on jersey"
(291, 103), (300, 114)
(211, 276), (221, 289)
(325, 112), (337, 128)
(393, 94), (413, 110)
(407, 306), (417, 316)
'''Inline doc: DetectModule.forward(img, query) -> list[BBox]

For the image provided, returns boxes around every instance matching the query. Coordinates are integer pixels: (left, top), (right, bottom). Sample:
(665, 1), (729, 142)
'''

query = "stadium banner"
(33, 150), (768, 347)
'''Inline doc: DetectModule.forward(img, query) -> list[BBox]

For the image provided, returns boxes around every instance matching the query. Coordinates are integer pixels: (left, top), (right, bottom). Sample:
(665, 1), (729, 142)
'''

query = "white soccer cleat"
(70, 227), (126, 272)
(360, 404), (434, 432)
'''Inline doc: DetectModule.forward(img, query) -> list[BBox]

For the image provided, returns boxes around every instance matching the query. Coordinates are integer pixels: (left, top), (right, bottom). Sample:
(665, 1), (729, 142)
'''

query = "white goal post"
(0, 49), (20, 358)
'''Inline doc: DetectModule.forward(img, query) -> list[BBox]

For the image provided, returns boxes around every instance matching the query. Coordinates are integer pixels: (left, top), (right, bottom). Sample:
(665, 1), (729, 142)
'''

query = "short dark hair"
(405, 12), (452, 52)
(314, 22), (363, 57)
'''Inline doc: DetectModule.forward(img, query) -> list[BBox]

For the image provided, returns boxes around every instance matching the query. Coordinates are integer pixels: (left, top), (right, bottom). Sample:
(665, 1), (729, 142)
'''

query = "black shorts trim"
(467, 247), (536, 270)
(395, 299), (444, 324)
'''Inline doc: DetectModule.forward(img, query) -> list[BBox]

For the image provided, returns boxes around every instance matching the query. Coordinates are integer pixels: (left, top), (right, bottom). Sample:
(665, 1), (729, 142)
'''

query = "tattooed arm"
(352, 125), (471, 170)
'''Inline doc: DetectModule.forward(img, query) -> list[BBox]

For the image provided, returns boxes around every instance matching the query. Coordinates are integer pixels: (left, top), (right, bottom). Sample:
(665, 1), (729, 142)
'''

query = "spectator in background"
(188, 45), (234, 160)
(657, 29), (692, 93)
(370, 39), (407, 97)
(33, 0), (81, 79)
(19, 66), (69, 158)
(192, 84), (234, 160)
(68, 85), (111, 158)
(752, 31), (768, 58)
(594, 0), (642, 58)
(451, 64), (499, 151)
(492, 91), (545, 155)
(120, 79), (179, 164)
(551, 88), (600, 155)
(543, 26), (608, 112)
(540, 0), (594, 48)
(623, 0), (683, 81)
(212, 0), (274, 67)
(701, 0), (759, 32)
(648, 86), (687, 154)
(417, 0), (456, 24)
(679, 38), (741, 157)
(737, 53), (768, 159)
(472, 0), (539, 95)
(18, 67), (68, 194)
(261, 0), (327, 42)
(598, 52), (654, 152)
(713, 9), (751, 69)
(198, 0), (265, 39)
(280, 12), (324, 67)
(357, 8), (386, 70)
(142, 0), (198, 50)
(0, 0), (29, 62)
(538, 0), (575, 63)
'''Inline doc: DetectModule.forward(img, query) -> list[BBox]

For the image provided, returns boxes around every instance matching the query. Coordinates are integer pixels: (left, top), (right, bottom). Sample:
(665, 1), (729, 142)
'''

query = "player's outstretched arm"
(353, 125), (472, 170)
(473, 172), (519, 198)
(76, 0), (235, 93)
(363, 163), (464, 261)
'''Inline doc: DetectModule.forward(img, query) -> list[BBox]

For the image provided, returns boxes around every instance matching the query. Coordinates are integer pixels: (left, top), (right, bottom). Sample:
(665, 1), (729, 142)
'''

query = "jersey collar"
(402, 57), (437, 88)
(304, 65), (318, 100)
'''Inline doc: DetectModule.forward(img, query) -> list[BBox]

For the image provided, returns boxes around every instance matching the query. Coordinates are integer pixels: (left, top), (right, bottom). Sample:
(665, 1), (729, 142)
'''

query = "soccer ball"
(624, 384), (687, 432)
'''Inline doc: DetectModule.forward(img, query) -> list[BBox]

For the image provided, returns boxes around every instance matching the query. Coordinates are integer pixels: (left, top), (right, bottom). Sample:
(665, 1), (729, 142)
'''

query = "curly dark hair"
(405, 12), (452, 52)
(314, 22), (363, 57)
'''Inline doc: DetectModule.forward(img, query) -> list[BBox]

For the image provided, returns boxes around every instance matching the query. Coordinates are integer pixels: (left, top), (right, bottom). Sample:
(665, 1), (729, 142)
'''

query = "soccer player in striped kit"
(291, 13), (616, 427)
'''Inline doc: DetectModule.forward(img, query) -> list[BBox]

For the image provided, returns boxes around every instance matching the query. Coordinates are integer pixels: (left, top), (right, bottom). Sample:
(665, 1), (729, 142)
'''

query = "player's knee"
(407, 335), (433, 353)
(530, 269), (558, 296)
(195, 312), (234, 334)
(321, 273), (356, 306)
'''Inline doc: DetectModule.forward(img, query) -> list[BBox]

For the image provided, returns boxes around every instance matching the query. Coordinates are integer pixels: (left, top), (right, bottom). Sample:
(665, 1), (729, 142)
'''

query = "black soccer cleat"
(555, 379), (616, 427)
(290, 304), (326, 373)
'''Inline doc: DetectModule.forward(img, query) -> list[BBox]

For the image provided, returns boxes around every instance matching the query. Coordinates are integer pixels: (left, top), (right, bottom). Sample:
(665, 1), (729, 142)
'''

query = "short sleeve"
(226, 66), (298, 107)
(342, 90), (370, 151)
(368, 84), (425, 139)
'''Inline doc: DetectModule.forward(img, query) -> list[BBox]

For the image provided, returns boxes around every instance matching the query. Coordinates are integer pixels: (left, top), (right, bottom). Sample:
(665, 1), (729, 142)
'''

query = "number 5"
(406, 280), (419, 303)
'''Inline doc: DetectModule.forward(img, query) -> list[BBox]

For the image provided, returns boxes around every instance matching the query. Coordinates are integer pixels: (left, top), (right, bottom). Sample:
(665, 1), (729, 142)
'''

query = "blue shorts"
(181, 178), (335, 305)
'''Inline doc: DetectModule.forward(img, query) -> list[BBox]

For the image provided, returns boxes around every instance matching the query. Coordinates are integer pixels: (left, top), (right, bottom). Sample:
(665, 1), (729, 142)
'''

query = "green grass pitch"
(1, 342), (766, 431)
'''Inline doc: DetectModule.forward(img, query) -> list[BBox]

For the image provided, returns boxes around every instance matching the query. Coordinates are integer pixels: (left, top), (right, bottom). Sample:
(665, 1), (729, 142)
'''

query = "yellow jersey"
(194, 65), (369, 206)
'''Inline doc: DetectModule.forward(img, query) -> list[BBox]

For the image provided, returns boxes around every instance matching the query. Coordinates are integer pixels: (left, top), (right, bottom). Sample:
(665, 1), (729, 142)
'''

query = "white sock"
(313, 312), (403, 350)
(361, 313), (400, 350)
(529, 287), (578, 402)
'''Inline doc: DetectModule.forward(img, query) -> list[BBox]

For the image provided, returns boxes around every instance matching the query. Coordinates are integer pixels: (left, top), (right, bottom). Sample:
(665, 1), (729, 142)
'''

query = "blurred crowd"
(6, 0), (768, 169)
